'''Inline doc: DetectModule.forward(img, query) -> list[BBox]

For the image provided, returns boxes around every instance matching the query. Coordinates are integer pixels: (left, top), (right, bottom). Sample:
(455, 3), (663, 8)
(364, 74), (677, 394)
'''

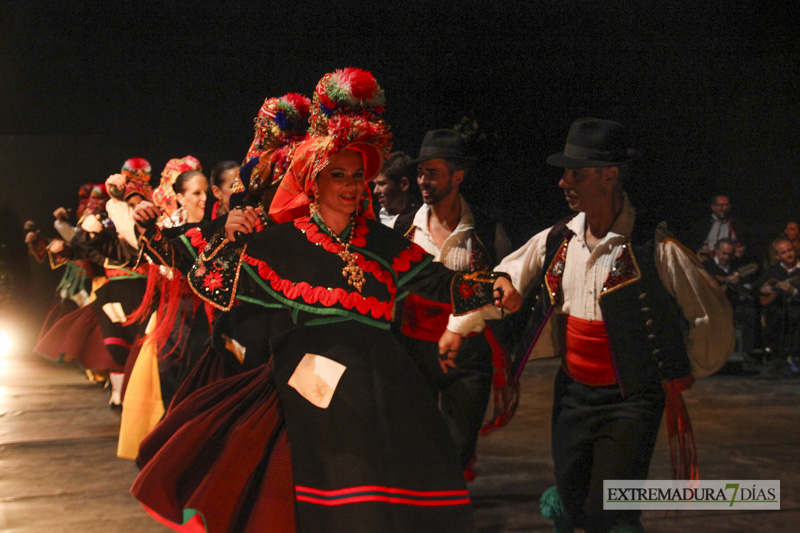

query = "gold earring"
(309, 193), (319, 216)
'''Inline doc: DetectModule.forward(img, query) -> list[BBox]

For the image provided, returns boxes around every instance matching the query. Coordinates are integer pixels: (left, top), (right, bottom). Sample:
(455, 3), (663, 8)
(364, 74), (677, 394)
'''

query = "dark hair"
(210, 160), (239, 187)
(716, 237), (736, 249)
(380, 152), (412, 184)
(441, 158), (472, 175)
(711, 194), (729, 205)
(173, 170), (206, 195)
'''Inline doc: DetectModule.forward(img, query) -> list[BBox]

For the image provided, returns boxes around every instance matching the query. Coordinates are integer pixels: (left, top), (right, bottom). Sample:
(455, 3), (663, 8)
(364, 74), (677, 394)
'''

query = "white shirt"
(409, 196), (511, 270)
(447, 194), (734, 378)
(410, 196), (477, 270)
(703, 215), (736, 251)
(378, 207), (399, 230)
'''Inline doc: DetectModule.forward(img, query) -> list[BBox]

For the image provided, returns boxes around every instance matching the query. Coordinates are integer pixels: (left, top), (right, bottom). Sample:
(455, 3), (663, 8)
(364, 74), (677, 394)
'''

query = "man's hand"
(132, 201), (163, 232)
(437, 328), (464, 373)
(225, 206), (259, 242)
(494, 276), (521, 313)
(24, 231), (39, 244)
(80, 214), (103, 234)
(726, 272), (741, 286)
(776, 280), (797, 295)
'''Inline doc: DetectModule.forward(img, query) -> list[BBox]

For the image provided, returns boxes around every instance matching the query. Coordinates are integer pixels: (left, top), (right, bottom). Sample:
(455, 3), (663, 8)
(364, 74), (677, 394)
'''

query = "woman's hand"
(493, 276), (521, 313)
(80, 214), (103, 234)
(106, 173), (127, 198)
(52, 207), (69, 221)
(133, 201), (163, 232)
(437, 329), (464, 373)
(225, 206), (259, 242)
(47, 238), (65, 254)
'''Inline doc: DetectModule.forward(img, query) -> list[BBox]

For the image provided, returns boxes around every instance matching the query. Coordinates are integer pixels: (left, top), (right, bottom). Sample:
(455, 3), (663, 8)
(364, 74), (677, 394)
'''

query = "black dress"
(132, 214), (498, 532)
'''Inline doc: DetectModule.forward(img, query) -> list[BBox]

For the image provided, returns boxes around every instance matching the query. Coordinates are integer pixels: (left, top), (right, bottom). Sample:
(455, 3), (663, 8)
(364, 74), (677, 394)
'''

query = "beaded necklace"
(313, 213), (366, 292)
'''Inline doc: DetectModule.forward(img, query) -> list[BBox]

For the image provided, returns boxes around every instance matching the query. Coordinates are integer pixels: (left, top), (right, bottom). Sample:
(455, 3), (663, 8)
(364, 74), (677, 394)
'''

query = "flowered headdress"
(75, 183), (94, 219)
(78, 184), (109, 224)
(230, 93), (311, 206)
(243, 93), (311, 163)
(309, 67), (386, 136)
(151, 156), (202, 216)
(269, 69), (391, 223)
(121, 157), (153, 201)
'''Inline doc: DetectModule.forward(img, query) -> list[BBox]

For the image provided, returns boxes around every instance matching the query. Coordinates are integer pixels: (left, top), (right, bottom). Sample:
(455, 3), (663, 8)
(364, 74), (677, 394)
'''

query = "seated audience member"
(693, 194), (737, 261)
(768, 221), (800, 265)
(371, 151), (419, 236)
(703, 238), (759, 366)
(754, 236), (800, 375)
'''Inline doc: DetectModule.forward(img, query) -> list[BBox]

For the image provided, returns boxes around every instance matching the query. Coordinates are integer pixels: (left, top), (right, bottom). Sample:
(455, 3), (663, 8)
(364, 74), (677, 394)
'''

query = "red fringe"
(124, 264), (200, 362)
(663, 374), (699, 480)
(125, 263), (162, 326)
(479, 326), (520, 435)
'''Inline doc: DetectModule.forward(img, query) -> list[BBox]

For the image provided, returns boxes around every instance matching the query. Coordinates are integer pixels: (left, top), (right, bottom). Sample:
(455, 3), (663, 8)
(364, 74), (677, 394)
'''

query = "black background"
(1, 1), (799, 315)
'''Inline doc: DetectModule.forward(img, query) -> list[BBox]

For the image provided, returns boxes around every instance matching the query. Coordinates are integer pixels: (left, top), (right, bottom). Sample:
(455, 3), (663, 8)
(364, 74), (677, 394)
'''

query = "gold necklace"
(315, 214), (365, 292)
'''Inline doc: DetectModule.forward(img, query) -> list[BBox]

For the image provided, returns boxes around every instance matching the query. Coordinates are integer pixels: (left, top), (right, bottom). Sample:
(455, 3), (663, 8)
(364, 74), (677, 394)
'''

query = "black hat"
(546, 118), (639, 168)
(410, 129), (477, 164)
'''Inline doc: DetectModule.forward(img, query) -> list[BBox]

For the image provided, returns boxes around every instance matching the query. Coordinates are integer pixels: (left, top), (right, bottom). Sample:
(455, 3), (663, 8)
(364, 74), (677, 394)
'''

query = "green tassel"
(539, 485), (573, 533)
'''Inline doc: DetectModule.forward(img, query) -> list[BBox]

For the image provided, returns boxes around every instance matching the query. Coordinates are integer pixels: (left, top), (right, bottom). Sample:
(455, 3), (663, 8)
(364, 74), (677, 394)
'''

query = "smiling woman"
(130, 68), (516, 533)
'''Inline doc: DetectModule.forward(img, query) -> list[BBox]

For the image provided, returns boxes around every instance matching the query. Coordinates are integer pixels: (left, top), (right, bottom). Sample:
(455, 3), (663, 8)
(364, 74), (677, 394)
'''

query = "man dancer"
(398, 129), (512, 475)
(372, 151), (419, 236)
(442, 118), (733, 532)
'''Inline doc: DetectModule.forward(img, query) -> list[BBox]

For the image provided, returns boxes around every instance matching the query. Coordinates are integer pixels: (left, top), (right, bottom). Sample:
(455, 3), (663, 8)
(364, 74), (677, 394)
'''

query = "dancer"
(131, 68), (518, 533)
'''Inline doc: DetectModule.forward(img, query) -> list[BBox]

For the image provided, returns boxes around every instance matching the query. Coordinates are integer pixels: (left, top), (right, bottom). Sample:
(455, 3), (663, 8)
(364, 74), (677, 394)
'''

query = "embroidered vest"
(514, 215), (691, 396)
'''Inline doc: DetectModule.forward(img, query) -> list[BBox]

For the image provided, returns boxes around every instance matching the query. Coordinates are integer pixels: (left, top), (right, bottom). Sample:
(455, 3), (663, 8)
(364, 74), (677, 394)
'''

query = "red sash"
(563, 315), (617, 386)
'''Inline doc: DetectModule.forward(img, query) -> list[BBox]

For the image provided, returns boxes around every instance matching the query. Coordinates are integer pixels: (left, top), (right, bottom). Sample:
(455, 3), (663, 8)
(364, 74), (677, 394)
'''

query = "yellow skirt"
(117, 312), (165, 460)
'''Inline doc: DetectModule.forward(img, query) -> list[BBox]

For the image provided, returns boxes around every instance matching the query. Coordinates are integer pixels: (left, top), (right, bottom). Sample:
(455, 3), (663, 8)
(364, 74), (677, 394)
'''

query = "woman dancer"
(131, 68), (517, 533)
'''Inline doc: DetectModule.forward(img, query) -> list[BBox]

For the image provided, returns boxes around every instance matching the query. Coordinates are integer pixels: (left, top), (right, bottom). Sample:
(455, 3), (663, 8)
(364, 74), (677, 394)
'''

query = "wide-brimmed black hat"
(546, 118), (639, 168)
(410, 129), (477, 164)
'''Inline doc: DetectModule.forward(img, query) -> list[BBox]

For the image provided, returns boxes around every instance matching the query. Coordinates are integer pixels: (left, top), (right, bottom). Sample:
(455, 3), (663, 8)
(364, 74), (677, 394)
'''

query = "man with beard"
(398, 129), (512, 477)
(441, 118), (733, 532)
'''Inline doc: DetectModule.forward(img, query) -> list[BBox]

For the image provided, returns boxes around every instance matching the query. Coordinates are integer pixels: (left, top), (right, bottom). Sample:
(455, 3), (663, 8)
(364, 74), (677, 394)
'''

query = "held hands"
(225, 206), (260, 242)
(105, 173), (127, 198)
(80, 214), (103, 234)
(52, 207), (69, 221)
(132, 201), (163, 232)
(493, 276), (521, 313)
(437, 276), (520, 373)
(47, 238), (65, 254)
(437, 329), (464, 373)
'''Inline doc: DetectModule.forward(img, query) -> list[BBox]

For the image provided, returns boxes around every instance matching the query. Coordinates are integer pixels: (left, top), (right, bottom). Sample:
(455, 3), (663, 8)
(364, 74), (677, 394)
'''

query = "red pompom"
(344, 68), (378, 99)
(284, 93), (311, 117)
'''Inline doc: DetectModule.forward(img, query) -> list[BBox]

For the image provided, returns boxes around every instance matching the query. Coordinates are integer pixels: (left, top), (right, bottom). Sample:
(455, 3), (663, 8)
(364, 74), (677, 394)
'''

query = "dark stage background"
(1, 1), (798, 321)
